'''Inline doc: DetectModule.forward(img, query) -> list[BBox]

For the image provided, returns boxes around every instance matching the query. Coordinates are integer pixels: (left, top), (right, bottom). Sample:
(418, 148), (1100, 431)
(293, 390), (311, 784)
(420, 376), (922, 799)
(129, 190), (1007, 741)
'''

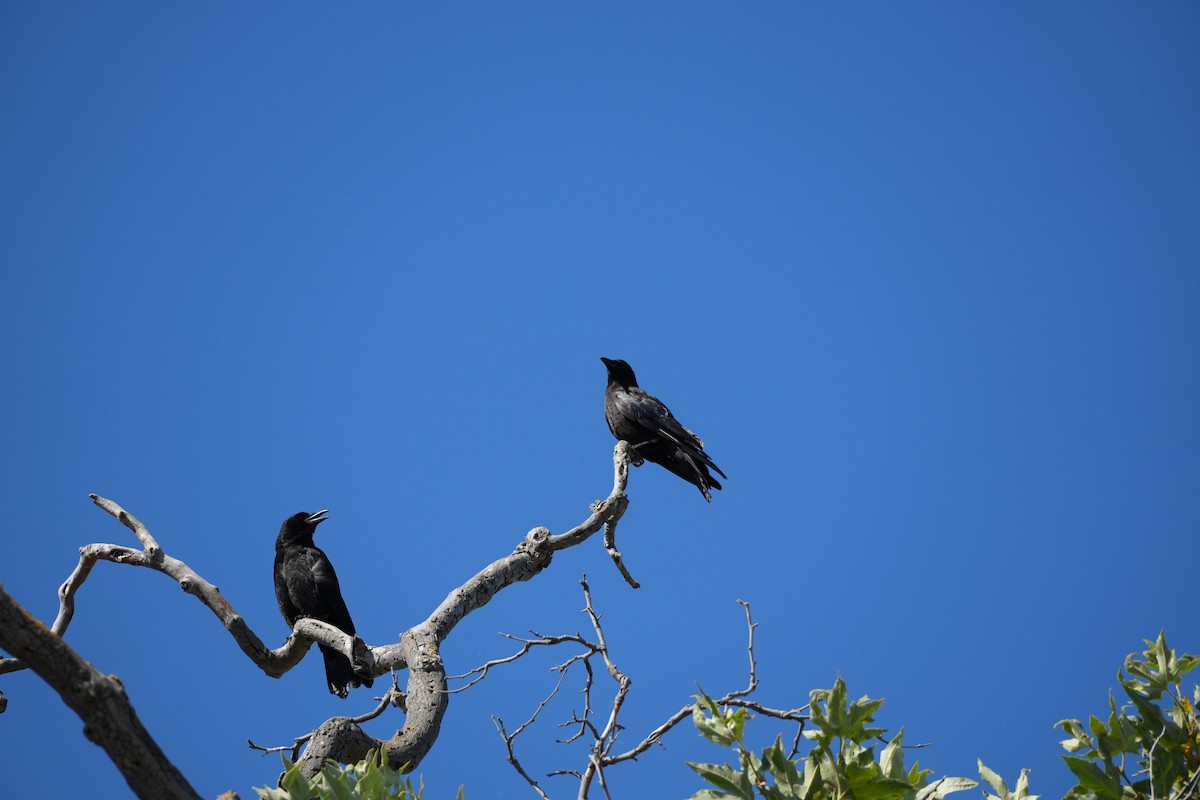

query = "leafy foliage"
(253, 749), (461, 800)
(687, 634), (1199, 800)
(1056, 632), (1199, 800)
(686, 676), (990, 800)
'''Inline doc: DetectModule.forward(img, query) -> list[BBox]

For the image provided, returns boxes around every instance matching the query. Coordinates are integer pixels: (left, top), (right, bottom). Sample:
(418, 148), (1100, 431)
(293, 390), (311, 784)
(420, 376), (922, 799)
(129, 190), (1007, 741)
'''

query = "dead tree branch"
(0, 582), (201, 800)
(602, 516), (639, 589)
(490, 586), (809, 799)
(494, 668), (571, 800)
(448, 631), (594, 693)
(0, 441), (633, 787)
(0, 494), (365, 681)
(293, 441), (633, 777)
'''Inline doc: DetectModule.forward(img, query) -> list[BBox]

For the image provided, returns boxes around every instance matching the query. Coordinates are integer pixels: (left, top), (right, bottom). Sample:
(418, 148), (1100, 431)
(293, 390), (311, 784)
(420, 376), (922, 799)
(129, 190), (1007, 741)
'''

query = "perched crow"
(601, 357), (727, 502)
(273, 510), (373, 698)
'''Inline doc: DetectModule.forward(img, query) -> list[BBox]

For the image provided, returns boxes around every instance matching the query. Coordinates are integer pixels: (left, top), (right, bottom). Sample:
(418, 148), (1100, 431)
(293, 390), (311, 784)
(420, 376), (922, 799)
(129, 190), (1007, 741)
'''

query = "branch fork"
(1, 442), (639, 787)
(489, 586), (810, 799)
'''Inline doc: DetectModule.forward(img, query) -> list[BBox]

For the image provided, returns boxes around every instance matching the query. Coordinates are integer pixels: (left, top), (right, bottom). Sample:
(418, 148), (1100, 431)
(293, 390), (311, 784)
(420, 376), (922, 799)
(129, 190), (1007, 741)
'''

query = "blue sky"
(2, 3), (1198, 798)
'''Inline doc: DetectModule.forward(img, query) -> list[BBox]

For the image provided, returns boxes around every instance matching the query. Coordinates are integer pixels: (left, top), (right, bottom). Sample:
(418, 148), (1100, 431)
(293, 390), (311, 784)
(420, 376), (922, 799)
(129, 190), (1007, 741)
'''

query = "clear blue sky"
(2, 3), (1198, 798)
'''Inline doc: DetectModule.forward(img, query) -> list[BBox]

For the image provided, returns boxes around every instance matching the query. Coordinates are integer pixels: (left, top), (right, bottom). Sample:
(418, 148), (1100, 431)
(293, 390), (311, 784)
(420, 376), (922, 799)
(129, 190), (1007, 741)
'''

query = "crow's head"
(276, 509), (329, 547)
(600, 357), (638, 388)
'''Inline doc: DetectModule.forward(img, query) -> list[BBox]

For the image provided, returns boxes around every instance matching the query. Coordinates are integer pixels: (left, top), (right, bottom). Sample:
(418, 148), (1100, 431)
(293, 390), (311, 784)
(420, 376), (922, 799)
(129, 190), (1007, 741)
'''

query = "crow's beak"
(600, 357), (614, 367)
(307, 509), (330, 526)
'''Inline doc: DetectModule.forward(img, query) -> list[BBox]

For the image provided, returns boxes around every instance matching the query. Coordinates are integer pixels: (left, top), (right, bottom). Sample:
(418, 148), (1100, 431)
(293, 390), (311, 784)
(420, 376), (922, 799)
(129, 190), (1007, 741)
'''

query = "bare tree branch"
(291, 441), (633, 777)
(0, 494), (364, 681)
(448, 631), (594, 693)
(574, 576), (631, 798)
(602, 599), (805, 769)
(2, 441), (634, 785)
(602, 515), (639, 589)
(486, 586), (809, 799)
(493, 668), (570, 800)
(0, 582), (201, 800)
(726, 599), (758, 699)
(91, 493), (163, 556)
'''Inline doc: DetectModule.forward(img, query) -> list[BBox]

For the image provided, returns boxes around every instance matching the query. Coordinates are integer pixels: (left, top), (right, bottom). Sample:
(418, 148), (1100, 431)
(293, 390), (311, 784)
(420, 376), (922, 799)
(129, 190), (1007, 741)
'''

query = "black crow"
(273, 510), (373, 698)
(601, 357), (727, 502)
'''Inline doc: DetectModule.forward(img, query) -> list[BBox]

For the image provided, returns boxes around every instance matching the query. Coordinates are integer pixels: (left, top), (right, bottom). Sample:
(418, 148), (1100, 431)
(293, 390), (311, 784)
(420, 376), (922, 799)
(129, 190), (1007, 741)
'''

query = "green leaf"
(1012, 768), (1035, 800)
(314, 772), (358, 800)
(915, 776), (979, 800)
(1176, 652), (1200, 678)
(692, 694), (750, 747)
(687, 761), (755, 799)
(741, 745), (763, 777)
(800, 752), (823, 800)
(977, 759), (1008, 798)
(1054, 718), (1094, 755)
(1087, 714), (1115, 760)
(252, 788), (289, 800)
(879, 728), (905, 781)
(1123, 686), (1176, 740)
(1062, 756), (1122, 800)
(276, 756), (318, 800)
(811, 678), (887, 743)
(845, 776), (915, 800)
(762, 738), (805, 799)
(817, 752), (842, 792)
(1103, 695), (1141, 755)
(908, 760), (933, 786)
(842, 739), (876, 771)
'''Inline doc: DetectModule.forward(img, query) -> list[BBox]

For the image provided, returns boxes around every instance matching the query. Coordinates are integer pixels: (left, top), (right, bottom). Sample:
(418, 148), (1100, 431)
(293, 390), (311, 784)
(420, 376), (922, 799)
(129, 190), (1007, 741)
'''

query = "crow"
(601, 357), (727, 501)
(273, 510), (373, 698)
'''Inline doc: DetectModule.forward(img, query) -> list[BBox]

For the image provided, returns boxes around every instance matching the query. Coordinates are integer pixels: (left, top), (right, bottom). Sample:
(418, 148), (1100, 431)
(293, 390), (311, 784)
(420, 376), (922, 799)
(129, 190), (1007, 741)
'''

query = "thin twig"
(603, 601), (808, 767)
(580, 578), (631, 760)
(725, 599), (757, 700)
(448, 632), (593, 693)
(494, 717), (554, 800)
(1147, 728), (1166, 799)
(788, 722), (805, 759)
(488, 582), (811, 800)
(493, 669), (570, 800)
(875, 734), (931, 749)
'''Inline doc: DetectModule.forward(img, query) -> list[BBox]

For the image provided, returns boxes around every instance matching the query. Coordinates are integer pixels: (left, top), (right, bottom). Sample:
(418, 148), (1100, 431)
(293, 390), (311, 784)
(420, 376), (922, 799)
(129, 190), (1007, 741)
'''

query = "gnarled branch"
(0, 441), (634, 788)
(0, 494), (369, 680)
(294, 441), (633, 777)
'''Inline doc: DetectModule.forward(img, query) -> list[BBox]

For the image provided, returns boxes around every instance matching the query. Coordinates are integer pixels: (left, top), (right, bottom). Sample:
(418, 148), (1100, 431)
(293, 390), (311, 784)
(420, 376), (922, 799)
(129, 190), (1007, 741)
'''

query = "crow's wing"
(277, 546), (356, 636)
(276, 548), (319, 626)
(309, 547), (357, 635)
(623, 388), (726, 478)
